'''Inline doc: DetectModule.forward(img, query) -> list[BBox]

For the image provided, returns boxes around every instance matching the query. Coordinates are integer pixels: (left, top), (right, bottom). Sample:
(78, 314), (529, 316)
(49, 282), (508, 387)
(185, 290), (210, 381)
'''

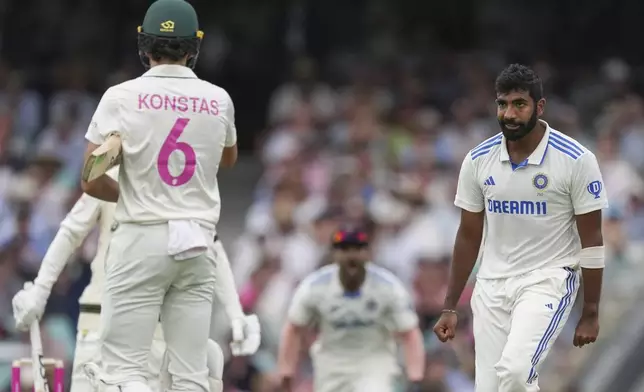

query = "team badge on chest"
(533, 173), (549, 190)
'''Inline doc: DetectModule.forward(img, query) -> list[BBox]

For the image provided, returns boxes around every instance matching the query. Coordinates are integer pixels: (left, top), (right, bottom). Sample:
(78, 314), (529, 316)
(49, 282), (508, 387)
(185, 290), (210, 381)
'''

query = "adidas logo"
(545, 303), (553, 310)
(484, 176), (496, 186)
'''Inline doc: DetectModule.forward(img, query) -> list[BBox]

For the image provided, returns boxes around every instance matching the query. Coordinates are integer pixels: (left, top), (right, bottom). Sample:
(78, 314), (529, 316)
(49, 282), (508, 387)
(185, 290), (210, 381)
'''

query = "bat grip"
(30, 321), (50, 392)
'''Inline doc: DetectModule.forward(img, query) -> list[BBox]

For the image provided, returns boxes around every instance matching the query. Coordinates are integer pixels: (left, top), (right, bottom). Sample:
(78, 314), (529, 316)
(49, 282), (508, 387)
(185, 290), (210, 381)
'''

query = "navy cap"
(332, 228), (369, 247)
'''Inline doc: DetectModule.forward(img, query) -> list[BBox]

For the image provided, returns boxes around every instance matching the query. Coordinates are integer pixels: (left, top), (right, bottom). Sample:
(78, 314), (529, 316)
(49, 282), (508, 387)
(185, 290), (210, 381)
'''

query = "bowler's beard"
(339, 260), (366, 292)
(499, 109), (538, 141)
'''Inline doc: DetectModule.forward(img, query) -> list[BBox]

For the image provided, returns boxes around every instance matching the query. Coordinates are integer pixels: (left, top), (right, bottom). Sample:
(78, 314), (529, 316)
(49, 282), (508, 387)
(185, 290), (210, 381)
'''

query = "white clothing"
(312, 373), (400, 392)
(100, 222), (216, 392)
(72, 313), (166, 392)
(471, 267), (579, 392)
(288, 264), (418, 391)
(86, 64), (239, 391)
(84, 64), (237, 230)
(18, 159), (242, 392)
(455, 121), (608, 391)
(455, 121), (609, 279)
(35, 167), (118, 306)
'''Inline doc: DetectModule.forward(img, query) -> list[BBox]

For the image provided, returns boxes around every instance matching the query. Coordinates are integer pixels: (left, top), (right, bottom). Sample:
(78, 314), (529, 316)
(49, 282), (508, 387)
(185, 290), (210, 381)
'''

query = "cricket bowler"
(277, 227), (425, 392)
(79, 0), (239, 390)
(12, 167), (260, 392)
(433, 64), (608, 391)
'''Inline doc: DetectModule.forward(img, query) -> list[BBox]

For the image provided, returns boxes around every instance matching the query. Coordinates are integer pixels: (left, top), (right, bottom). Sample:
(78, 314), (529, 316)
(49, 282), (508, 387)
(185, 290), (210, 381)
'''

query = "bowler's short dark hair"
(495, 64), (544, 102)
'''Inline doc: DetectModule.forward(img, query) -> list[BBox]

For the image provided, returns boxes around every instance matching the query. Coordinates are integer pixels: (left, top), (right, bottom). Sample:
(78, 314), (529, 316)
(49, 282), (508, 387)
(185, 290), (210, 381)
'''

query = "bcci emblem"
(533, 173), (549, 190)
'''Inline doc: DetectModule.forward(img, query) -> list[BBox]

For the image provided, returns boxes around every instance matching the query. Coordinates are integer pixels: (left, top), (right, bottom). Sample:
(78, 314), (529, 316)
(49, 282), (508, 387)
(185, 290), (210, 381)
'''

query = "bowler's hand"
(573, 313), (599, 347)
(433, 311), (458, 342)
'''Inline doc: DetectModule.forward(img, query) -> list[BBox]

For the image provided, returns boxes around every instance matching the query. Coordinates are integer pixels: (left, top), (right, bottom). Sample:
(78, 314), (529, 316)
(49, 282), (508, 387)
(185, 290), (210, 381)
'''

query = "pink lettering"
(199, 99), (210, 114)
(138, 94), (150, 109)
(137, 94), (221, 116)
(150, 94), (163, 110)
(189, 97), (199, 112)
(164, 95), (177, 111)
(177, 96), (189, 112)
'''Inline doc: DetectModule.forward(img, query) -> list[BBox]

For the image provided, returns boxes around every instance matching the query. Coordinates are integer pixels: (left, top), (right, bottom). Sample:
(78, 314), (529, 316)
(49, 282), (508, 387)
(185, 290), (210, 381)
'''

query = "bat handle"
(30, 321), (49, 392)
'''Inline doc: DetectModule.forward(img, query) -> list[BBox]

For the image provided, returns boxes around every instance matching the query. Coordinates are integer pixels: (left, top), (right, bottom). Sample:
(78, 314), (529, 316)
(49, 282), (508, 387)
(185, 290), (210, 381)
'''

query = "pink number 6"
(157, 118), (196, 186)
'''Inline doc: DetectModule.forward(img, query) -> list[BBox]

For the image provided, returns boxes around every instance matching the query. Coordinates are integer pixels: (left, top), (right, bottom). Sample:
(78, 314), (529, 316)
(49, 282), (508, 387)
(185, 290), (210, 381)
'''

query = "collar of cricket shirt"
(142, 64), (198, 79)
(499, 119), (551, 166)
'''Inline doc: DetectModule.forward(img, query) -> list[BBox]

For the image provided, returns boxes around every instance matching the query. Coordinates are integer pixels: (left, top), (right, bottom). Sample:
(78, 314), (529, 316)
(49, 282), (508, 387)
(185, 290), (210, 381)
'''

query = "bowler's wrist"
(582, 303), (599, 317)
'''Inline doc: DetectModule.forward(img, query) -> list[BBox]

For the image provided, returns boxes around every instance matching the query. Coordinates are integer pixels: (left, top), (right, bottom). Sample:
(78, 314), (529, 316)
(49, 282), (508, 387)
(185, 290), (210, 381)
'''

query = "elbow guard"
(579, 246), (605, 269)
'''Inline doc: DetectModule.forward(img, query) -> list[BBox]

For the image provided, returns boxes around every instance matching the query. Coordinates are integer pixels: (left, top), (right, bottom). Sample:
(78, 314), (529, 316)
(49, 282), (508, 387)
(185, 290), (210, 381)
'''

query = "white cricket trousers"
(70, 312), (165, 392)
(313, 356), (399, 392)
(471, 266), (579, 392)
(100, 222), (217, 392)
(313, 372), (398, 392)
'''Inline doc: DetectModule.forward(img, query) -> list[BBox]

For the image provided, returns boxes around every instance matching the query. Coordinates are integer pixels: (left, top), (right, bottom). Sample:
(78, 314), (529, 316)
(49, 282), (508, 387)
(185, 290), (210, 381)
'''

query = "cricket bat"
(30, 321), (50, 392)
(82, 132), (122, 182)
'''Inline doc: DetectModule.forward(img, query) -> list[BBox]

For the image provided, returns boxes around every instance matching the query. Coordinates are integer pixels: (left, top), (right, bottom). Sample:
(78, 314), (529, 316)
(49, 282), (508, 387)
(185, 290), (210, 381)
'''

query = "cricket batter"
(12, 167), (261, 392)
(79, 0), (238, 390)
(277, 228), (425, 392)
(433, 64), (608, 392)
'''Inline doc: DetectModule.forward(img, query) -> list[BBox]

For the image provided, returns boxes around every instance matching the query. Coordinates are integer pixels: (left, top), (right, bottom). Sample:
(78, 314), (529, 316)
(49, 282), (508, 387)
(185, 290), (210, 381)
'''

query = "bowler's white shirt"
(85, 65), (237, 229)
(288, 264), (418, 372)
(455, 121), (609, 279)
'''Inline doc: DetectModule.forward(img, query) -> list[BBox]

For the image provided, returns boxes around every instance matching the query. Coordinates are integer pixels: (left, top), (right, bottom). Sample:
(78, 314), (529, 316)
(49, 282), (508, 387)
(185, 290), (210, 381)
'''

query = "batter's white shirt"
(69, 168), (117, 306)
(455, 121), (609, 279)
(85, 65), (237, 229)
(288, 264), (418, 372)
(77, 193), (115, 306)
(34, 168), (117, 306)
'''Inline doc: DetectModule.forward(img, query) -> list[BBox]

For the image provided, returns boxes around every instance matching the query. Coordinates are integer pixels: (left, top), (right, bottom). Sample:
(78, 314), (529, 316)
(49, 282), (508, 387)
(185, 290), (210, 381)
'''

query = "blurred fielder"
(80, 0), (240, 390)
(433, 64), (608, 392)
(277, 227), (425, 392)
(12, 167), (260, 392)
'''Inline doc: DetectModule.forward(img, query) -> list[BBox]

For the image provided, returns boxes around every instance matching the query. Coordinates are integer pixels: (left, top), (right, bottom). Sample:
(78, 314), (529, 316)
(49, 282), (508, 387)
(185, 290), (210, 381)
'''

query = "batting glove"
(230, 314), (261, 356)
(12, 282), (49, 331)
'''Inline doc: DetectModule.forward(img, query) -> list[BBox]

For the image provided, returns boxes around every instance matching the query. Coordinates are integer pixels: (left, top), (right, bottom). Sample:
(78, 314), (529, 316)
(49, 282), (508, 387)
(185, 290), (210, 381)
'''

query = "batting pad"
(83, 133), (122, 182)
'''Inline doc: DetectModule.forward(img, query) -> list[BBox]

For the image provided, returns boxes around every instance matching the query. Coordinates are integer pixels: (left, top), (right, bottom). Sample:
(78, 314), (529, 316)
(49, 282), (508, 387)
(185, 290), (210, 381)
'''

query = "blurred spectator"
(1, 2), (643, 392)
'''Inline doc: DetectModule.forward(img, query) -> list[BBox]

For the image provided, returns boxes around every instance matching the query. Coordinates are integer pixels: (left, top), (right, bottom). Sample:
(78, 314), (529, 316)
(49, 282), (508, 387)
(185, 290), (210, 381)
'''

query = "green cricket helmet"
(137, 0), (204, 69)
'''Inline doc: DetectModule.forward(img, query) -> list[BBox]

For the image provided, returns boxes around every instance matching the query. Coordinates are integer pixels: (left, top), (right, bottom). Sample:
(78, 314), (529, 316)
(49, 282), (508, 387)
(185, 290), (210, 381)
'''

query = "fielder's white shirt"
(288, 264), (418, 372)
(455, 121), (609, 279)
(85, 65), (237, 229)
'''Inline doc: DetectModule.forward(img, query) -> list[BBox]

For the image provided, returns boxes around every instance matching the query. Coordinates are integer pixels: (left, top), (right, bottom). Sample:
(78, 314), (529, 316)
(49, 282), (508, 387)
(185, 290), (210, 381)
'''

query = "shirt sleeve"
(454, 154), (484, 212)
(34, 193), (102, 291)
(571, 152), (609, 215)
(59, 193), (103, 238)
(85, 87), (121, 145)
(224, 94), (237, 147)
(287, 280), (317, 327)
(387, 279), (419, 332)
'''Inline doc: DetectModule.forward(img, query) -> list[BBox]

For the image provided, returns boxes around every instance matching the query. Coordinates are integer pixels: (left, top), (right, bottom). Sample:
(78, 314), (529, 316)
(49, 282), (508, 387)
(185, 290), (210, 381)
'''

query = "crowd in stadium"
(1, 2), (644, 392)
(1, 51), (644, 391)
(214, 56), (644, 392)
